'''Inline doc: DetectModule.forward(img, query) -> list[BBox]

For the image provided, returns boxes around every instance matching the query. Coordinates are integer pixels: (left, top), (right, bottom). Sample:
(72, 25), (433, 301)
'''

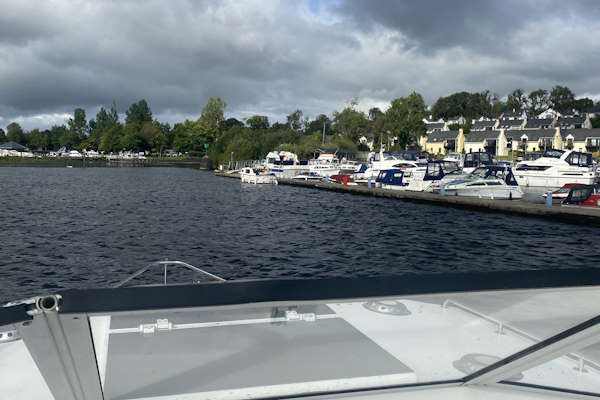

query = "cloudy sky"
(2, 0), (600, 130)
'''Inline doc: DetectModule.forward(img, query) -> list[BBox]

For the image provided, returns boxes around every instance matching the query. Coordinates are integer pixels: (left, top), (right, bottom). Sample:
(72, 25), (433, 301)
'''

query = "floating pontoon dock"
(214, 171), (600, 225)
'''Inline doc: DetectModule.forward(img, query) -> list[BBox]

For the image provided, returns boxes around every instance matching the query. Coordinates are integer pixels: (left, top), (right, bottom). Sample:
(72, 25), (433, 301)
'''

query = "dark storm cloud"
(1, 1), (599, 129)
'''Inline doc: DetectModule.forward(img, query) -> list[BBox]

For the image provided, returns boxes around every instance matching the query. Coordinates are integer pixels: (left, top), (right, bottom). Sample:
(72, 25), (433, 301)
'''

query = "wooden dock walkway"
(214, 171), (600, 225)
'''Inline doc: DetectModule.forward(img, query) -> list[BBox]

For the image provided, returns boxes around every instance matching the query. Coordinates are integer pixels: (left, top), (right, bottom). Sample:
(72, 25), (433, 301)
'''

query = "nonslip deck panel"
(56, 268), (600, 314)
(103, 317), (415, 400)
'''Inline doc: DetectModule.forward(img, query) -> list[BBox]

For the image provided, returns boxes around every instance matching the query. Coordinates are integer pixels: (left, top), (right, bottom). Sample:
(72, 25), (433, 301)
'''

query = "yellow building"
(560, 129), (600, 152)
(464, 130), (499, 155)
(421, 129), (464, 155)
(500, 129), (561, 155)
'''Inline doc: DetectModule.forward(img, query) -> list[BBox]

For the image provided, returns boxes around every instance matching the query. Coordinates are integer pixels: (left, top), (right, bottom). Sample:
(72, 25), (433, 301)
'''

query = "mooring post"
(546, 191), (552, 207)
(367, 176), (371, 188)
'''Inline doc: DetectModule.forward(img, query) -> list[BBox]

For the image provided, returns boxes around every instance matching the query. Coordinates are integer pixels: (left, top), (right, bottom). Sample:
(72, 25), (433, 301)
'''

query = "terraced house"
(420, 129), (465, 155)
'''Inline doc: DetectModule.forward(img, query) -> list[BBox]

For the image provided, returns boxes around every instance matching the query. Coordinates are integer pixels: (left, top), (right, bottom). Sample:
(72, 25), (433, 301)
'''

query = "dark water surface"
(1, 167), (599, 302)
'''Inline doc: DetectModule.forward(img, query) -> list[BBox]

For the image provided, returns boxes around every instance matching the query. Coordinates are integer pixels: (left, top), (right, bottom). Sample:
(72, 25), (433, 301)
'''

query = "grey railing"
(113, 260), (225, 288)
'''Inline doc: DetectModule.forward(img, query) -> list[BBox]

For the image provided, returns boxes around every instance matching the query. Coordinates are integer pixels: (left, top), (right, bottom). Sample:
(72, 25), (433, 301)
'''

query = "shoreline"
(0, 157), (212, 169)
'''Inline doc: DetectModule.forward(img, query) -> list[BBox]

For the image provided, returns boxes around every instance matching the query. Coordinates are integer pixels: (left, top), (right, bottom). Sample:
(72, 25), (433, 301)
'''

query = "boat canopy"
(470, 165), (519, 186)
(376, 168), (404, 185)
(2, 269), (600, 400)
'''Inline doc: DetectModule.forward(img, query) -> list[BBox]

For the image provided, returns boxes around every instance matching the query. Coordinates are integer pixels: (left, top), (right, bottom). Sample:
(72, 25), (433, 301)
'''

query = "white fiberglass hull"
(445, 185), (523, 199)
(240, 173), (278, 185)
(514, 171), (596, 191)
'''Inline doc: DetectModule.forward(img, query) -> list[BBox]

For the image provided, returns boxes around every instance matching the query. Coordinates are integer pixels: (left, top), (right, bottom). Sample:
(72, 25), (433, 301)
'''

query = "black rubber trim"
(462, 313), (600, 382)
(0, 304), (32, 327)
(499, 381), (600, 398)
(57, 268), (600, 314)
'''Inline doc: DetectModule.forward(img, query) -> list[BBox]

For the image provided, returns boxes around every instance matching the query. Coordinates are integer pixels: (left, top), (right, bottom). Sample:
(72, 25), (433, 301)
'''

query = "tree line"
(0, 85), (598, 165)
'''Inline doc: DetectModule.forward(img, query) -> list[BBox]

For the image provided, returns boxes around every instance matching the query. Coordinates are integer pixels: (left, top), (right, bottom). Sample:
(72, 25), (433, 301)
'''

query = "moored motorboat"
(514, 149), (596, 191)
(292, 171), (323, 181)
(443, 166), (523, 199)
(329, 174), (358, 186)
(561, 184), (600, 208)
(240, 167), (278, 185)
(542, 183), (588, 203)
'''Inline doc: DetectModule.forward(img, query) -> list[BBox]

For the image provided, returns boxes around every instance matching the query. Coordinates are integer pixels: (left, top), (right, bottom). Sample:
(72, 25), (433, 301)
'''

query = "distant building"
(445, 116), (467, 126)
(471, 117), (497, 131)
(421, 129), (465, 155)
(496, 118), (526, 130)
(500, 129), (560, 155)
(537, 108), (562, 119)
(556, 115), (592, 130)
(464, 130), (500, 155)
(559, 129), (600, 152)
(358, 133), (375, 150)
(524, 118), (553, 130)
(500, 110), (526, 120)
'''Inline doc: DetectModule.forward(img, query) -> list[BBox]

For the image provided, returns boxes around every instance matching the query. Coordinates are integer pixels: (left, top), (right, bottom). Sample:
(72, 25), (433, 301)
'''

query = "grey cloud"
(1, 0), (600, 131)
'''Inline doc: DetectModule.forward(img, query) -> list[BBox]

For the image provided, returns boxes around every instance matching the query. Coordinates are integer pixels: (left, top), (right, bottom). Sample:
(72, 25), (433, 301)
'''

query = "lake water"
(1, 167), (599, 302)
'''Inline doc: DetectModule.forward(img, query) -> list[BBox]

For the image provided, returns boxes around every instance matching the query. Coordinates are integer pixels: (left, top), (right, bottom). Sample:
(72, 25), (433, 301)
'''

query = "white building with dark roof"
(556, 115), (591, 130)
(524, 118), (553, 130)
(470, 117), (497, 131)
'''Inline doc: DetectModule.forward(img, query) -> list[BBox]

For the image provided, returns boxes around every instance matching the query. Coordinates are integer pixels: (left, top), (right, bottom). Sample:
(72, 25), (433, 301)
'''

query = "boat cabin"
(463, 151), (493, 169)
(376, 169), (405, 186)
(470, 166), (519, 186)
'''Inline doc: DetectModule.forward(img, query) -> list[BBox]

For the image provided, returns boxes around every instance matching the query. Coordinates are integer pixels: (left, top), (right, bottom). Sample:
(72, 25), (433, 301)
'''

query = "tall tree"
(245, 115), (269, 130)
(199, 97), (226, 138)
(573, 97), (594, 113)
(305, 114), (331, 135)
(549, 85), (575, 113)
(286, 109), (304, 132)
(384, 91), (427, 149)
(68, 108), (87, 143)
(6, 122), (25, 144)
(0, 128), (6, 143)
(506, 88), (527, 113)
(125, 99), (152, 127)
(368, 107), (384, 121)
(527, 89), (549, 116)
(332, 106), (369, 142)
(431, 91), (491, 120)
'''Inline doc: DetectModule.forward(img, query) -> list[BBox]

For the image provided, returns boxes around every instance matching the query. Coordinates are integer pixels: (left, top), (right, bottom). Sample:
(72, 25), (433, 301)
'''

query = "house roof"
(557, 116), (585, 127)
(504, 129), (556, 141)
(561, 128), (600, 141)
(524, 118), (553, 129)
(0, 141), (28, 151)
(465, 130), (499, 142)
(497, 118), (524, 128)
(472, 120), (495, 129)
(426, 122), (445, 130)
(500, 110), (524, 119)
(427, 130), (459, 143)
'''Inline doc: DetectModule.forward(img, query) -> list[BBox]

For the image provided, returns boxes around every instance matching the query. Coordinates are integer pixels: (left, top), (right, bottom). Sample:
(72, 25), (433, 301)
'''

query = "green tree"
(6, 122), (25, 144)
(305, 114), (331, 136)
(332, 105), (368, 142)
(574, 97), (594, 113)
(384, 92), (427, 149)
(431, 91), (492, 120)
(549, 86), (575, 113)
(125, 99), (152, 127)
(199, 97), (226, 139)
(99, 125), (124, 153)
(286, 109), (303, 131)
(527, 89), (549, 115)
(68, 108), (87, 145)
(220, 118), (244, 131)
(490, 93), (507, 117)
(0, 128), (6, 143)
(245, 115), (269, 130)
(506, 88), (527, 113)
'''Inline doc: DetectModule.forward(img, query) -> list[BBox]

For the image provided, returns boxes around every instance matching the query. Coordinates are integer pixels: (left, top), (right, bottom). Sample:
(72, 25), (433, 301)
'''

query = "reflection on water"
(0, 167), (599, 302)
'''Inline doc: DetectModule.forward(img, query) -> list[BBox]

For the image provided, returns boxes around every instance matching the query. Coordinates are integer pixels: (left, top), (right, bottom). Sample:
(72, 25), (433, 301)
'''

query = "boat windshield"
(469, 167), (491, 179)
(542, 149), (564, 158)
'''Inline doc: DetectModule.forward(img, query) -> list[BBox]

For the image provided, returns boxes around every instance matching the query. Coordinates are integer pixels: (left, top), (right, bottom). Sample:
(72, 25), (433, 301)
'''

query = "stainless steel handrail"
(113, 260), (225, 288)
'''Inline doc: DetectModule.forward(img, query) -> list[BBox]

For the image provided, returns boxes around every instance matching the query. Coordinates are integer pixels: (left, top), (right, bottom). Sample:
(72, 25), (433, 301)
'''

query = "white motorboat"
(514, 149), (596, 190)
(308, 152), (341, 177)
(443, 166), (523, 199)
(292, 172), (323, 181)
(368, 149), (428, 180)
(239, 167), (278, 185)
(264, 151), (309, 178)
(1, 261), (599, 400)
(462, 151), (494, 174)
(377, 161), (461, 192)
